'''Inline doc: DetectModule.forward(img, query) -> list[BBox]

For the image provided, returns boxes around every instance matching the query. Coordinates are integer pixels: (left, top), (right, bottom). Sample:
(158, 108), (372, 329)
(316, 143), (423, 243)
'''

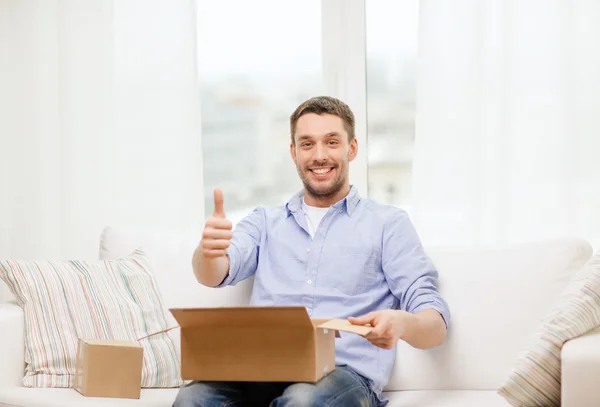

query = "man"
(174, 96), (450, 407)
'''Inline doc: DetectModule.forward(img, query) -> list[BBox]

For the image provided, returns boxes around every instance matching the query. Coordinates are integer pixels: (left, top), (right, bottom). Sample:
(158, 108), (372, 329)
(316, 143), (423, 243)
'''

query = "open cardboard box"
(169, 306), (372, 383)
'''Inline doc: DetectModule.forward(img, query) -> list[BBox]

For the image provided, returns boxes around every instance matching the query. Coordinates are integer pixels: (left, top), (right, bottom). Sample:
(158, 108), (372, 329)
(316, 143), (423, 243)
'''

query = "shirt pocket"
(318, 245), (381, 296)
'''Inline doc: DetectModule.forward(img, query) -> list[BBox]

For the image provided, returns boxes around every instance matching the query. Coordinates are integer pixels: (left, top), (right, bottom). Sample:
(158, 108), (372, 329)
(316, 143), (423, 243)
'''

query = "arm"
(382, 210), (450, 328)
(193, 189), (263, 287)
(0, 303), (25, 389)
(348, 308), (446, 350)
(349, 210), (450, 349)
(398, 308), (446, 349)
(215, 207), (264, 288)
(561, 326), (600, 407)
(193, 206), (264, 288)
(192, 246), (230, 287)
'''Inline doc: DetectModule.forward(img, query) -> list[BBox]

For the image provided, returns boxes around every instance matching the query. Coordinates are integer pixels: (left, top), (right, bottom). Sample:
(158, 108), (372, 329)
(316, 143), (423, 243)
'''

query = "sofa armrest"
(561, 326), (600, 407)
(0, 303), (25, 389)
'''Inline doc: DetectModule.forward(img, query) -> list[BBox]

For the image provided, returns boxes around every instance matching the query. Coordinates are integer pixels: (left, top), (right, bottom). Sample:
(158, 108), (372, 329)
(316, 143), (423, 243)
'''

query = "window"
(366, 0), (419, 210)
(196, 0), (419, 221)
(196, 0), (322, 223)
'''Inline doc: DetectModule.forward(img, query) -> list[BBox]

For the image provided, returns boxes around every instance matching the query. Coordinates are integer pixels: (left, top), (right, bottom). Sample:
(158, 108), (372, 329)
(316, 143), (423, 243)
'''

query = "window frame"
(321, 0), (369, 196)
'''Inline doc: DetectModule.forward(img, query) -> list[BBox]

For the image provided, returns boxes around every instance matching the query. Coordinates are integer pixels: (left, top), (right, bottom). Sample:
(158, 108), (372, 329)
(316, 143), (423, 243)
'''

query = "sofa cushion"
(383, 390), (510, 407)
(498, 250), (600, 406)
(385, 238), (592, 391)
(0, 250), (182, 388)
(0, 387), (179, 407)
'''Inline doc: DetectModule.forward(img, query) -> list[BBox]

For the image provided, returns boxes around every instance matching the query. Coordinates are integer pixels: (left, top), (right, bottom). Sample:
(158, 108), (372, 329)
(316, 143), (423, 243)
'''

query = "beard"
(296, 160), (348, 200)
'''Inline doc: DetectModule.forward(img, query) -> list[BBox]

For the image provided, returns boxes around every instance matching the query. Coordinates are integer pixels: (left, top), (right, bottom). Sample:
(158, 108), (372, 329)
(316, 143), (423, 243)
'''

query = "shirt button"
(306, 248), (311, 253)
(307, 279), (313, 285)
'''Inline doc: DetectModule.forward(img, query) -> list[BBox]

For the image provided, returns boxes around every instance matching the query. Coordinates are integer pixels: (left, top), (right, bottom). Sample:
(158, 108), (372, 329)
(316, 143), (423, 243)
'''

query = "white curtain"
(412, 0), (600, 248)
(0, 0), (203, 302)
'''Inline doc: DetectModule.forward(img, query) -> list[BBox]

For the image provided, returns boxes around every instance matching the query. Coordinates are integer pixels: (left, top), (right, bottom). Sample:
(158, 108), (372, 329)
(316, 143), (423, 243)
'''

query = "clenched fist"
(201, 188), (233, 259)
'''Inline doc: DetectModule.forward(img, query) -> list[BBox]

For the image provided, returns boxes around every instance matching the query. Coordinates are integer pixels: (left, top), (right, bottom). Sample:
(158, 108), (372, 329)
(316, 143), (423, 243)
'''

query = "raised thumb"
(213, 188), (225, 218)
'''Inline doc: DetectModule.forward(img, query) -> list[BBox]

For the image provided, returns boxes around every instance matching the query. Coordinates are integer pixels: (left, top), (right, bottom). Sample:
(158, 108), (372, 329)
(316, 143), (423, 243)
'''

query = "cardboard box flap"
(170, 306), (314, 329)
(311, 319), (340, 338)
(316, 318), (372, 336)
(310, 319), (331, 327)
(83, 339), (141, 348)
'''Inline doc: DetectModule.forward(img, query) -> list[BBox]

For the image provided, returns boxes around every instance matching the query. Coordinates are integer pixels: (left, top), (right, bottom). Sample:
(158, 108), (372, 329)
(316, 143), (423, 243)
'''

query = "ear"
(348, 137), (358, 162)
(290, 142), (297, 165)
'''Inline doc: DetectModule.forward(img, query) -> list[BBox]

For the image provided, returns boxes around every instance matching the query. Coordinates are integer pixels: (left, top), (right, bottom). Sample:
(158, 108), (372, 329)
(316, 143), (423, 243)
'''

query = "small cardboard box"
(169, 306), (371, 383)
(74, 338), (143, 399)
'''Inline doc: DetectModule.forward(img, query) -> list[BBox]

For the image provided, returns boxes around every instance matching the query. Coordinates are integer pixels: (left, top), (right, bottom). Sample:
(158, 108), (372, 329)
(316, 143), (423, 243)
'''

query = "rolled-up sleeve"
(382, 209), (451, 329)
(217, 207), (264, 288)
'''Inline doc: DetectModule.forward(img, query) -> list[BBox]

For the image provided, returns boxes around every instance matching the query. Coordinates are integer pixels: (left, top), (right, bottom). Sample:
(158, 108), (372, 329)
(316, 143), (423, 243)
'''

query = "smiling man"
(174, 96), (451, 407)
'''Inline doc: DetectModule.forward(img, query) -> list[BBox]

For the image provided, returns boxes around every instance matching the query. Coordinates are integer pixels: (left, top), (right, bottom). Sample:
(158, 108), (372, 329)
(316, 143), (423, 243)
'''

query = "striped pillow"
(0, 249), (182, 388)
(498, 250), (600, 406)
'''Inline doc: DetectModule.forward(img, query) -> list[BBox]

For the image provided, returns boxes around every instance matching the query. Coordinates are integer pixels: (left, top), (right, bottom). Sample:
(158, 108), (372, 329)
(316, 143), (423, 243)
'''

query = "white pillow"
(498, 250), (600, 406)
(0, 250), (182, 388)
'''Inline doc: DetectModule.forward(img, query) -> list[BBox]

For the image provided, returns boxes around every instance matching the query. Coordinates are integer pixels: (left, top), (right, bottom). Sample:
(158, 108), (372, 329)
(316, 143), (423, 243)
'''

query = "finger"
(202, 228), (233, 240)
(366, 327), (387, 341)
(348, 312), (375, 326)
(367, 338), (388, 348)
(203, 239), (230, 250)
(375, 341), (394, 350)
(205, 217), (233, 230)
(367, 335), (394, 348)
(213, 188), (225, 218)
(366, 331), (378, 340)
(202, 249), (227, 258)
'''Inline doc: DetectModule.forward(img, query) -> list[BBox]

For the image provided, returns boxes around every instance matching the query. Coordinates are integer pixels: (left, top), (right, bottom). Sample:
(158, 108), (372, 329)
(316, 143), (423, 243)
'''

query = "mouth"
(309, 167), (334, 179)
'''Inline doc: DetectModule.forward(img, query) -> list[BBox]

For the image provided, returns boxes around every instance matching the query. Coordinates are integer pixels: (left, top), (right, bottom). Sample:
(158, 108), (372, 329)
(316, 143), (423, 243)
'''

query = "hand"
(201, 188), (233, 259)
(348, 310), (411, 350)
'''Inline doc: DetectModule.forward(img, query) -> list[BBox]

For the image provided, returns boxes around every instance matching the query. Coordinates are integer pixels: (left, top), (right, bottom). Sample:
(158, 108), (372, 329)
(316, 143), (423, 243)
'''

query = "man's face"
(290, 113), (358, 199)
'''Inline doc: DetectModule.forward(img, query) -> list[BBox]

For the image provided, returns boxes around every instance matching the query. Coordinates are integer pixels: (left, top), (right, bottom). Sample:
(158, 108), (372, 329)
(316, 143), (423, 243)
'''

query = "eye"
(301, 142), (312, 148)
(328, 140), (339, 145)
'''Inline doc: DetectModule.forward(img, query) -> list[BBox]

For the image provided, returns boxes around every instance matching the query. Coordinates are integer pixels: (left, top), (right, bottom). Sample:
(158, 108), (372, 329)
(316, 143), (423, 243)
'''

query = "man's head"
(289, 96), (358, 206)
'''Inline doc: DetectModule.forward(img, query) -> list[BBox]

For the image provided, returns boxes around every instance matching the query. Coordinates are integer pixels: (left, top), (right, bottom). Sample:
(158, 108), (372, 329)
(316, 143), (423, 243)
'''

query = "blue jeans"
(172, 366), (377, 407)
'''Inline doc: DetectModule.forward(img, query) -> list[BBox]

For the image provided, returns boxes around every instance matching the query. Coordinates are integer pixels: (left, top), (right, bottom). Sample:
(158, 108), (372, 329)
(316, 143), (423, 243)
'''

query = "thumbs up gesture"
(201, 188), (233, 259)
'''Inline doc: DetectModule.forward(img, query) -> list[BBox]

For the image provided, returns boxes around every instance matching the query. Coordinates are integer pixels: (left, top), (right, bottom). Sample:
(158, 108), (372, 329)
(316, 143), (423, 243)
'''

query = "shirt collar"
(286, 185), (360, 216)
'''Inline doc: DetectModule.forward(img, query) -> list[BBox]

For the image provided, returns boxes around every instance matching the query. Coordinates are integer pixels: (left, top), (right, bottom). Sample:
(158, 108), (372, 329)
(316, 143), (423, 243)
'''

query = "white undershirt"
(302, 199), (329, 238)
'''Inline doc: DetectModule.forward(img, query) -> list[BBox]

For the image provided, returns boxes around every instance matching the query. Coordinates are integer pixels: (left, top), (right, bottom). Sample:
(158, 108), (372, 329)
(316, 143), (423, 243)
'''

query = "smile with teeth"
(311, 168), (332, 174)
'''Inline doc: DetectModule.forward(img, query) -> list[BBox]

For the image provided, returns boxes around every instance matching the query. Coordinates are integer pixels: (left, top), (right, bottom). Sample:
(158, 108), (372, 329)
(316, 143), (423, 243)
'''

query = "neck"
(303, 184), (351, 208)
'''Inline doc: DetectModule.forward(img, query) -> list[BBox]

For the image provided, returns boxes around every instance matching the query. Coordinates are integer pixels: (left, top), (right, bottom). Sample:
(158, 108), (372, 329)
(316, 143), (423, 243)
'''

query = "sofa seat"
(0, 388), (180, 407)
(383, 390), (509, 406)
(0, 387), (509, 407)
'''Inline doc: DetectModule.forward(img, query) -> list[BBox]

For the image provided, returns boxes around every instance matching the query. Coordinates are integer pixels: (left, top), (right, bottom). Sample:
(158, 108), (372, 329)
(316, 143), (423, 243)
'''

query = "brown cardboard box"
(74, 338), (143, 399)
(169, 306), (371, 383)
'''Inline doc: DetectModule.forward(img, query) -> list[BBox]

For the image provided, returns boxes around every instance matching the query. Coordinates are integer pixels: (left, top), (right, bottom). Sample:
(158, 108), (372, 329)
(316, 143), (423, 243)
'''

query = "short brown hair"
(289, 96), (355, 145)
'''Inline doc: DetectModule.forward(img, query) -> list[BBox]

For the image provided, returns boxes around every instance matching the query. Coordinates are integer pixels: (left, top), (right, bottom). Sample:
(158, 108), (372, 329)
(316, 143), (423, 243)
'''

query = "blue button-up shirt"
(220, 186), (450, 404)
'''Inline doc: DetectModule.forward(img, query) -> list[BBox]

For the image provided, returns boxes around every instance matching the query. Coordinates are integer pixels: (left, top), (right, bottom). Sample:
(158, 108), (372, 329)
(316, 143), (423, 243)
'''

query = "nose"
(313, 142), (327, 162)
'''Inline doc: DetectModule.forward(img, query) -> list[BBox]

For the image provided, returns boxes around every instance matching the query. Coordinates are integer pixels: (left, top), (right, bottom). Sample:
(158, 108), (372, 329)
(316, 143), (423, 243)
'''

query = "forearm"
(192, 245), (229, 287)
(400, 309), (447, 350)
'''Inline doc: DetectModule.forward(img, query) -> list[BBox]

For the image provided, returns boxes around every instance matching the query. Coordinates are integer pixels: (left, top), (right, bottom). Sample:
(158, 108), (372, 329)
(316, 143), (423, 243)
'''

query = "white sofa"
(1, 227), (599, 407)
